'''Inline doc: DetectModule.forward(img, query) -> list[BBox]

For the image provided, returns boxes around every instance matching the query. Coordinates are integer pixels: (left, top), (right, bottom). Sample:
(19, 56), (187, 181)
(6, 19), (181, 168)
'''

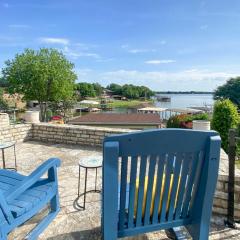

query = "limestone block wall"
(0, 113), (10, 128)
(31, 123), (132, 146)
(0, 124), (32, 143)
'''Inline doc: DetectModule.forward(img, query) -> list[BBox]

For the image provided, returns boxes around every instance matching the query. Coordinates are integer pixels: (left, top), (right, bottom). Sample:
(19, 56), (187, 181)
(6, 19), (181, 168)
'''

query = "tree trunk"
(39, 102), (47, 122)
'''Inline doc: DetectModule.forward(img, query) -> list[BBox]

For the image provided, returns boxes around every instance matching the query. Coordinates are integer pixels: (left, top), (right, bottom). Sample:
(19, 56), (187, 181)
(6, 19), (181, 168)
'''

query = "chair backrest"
(102, 129), (221, 238)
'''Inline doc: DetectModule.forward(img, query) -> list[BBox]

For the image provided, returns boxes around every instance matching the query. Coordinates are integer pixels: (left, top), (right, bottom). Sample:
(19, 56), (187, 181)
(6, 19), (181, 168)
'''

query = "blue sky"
(1, 0), (240, 91)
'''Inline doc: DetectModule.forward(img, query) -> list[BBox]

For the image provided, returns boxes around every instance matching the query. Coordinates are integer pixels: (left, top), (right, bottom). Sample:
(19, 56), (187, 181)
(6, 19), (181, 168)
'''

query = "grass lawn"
(83, 98), (154, 109)
(108, 99), (153, 108)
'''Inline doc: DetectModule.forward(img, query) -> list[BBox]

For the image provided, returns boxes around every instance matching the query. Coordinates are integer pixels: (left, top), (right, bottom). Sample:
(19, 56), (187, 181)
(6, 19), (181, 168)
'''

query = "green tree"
(92, 83), (103, 96)
(106, 83), (122, 95)
(0, 77), (9, 87)
(2, 48), (77, 121)
(0, 88), (8, 111)
(214, 77), (240, 106)
(211, 99), (239, 152)
(75, 82), (96, 98)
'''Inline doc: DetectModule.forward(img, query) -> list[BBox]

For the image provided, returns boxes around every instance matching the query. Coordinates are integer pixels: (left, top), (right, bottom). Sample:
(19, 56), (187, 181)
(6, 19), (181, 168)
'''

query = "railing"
(226, 129), (240, 228)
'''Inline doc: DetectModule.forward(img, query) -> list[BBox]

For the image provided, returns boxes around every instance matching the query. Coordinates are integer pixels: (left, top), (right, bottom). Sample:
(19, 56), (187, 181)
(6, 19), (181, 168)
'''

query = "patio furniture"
(0, 158), (61, 239)
(77, 158), (102, 210)
(0, 142), (17, 171)
(102, 129), (221, 240)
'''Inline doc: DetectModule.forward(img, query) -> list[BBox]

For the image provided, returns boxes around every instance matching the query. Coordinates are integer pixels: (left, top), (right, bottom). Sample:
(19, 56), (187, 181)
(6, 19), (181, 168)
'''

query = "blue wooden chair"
(0, 158), (61, 239)
(102, 129), (221, 240)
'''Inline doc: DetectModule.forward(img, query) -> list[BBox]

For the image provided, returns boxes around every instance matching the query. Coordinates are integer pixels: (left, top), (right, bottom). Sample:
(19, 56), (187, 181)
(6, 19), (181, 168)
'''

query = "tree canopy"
(214, 77), (240, 106)
(107, 83), (154, 99)
(1, 48), (77, 120)
(0, 88), (8, 111)
(75, 82), (96, 98)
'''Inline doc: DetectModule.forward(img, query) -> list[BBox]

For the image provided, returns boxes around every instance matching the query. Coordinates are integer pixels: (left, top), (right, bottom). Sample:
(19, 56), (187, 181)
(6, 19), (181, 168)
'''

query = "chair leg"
(50, 194), (60, 212)
(165, 227), (190, 240)
(186, 222), (210, 240)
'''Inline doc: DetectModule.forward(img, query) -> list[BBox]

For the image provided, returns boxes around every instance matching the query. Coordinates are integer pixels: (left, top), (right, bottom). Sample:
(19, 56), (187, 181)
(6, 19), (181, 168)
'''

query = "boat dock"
(137, 107), (205, 121)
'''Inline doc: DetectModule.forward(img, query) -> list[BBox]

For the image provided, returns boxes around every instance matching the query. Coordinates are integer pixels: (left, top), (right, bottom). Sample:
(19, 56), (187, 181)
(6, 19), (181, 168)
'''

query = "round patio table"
(77, 157), (102, 210)
(0, 142), (17, 171)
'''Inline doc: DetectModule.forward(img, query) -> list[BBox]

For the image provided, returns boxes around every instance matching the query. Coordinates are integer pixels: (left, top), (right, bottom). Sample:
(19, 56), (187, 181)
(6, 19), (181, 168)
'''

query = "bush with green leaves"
(0, 88), (9, 111)
(166, 115), (181, 128)
(211, 99), (239, 152)
(167, 113), (209, 128)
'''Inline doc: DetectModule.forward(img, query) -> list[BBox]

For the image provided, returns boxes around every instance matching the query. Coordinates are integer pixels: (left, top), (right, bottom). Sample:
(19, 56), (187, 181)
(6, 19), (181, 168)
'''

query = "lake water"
(154, 94), (214, 109)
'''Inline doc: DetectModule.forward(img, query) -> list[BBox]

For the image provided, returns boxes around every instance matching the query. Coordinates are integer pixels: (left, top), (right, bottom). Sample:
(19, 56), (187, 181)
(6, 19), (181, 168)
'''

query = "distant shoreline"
(155, 91), (213, 94)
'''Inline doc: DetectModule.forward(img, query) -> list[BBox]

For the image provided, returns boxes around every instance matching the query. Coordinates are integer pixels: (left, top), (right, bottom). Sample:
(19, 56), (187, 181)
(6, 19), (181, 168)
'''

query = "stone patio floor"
(1, 141), (239, 239)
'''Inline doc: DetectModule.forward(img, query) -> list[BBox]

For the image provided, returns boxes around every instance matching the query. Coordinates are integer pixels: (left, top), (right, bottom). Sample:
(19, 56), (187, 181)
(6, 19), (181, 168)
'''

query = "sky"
(1, 0), (240, 91)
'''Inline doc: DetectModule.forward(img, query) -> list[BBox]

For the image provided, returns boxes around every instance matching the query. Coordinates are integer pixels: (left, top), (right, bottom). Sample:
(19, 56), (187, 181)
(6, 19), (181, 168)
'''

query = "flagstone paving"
(2, 141), (239, 239)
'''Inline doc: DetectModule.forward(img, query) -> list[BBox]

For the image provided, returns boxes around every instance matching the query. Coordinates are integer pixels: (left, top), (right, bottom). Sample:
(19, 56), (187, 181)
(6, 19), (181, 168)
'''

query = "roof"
(68, 113), (161, 125)
(79, 100), (99, 105)
(138, 107), (167, 112)
(167, 108), (203, 114)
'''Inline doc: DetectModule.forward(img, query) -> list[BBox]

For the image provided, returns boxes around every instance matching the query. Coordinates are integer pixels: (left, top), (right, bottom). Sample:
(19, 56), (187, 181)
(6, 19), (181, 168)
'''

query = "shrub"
(211, 99), (239, 152)
(166, 113), (209, 129)
(184, 113), (209, 122)
(166, 115), (181, 128)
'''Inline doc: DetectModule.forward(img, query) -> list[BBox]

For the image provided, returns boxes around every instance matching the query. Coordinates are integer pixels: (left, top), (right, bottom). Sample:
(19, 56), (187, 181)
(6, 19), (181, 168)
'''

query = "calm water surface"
(155, 94), (214, 109)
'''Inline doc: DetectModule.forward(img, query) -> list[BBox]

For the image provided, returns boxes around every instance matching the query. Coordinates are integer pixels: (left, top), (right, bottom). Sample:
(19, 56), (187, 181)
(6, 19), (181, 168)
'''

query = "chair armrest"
(6, 158), (61, 202)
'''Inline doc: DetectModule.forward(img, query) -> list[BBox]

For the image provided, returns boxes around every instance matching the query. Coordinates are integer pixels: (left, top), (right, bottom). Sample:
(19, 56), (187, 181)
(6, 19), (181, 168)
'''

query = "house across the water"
(68, 113), (162, 129)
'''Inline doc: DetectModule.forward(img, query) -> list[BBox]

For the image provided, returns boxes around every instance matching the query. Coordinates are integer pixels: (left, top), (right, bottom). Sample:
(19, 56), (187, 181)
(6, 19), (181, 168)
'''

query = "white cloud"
(159, 40), (167, 45)
(145, 59), (176, 64)
(2, 3), (9, 8)
(200, 25), (208, 30)
(121, 44), (129, 49)
(39, 37), (69, 45)
(128, 48), (156, 54)
(8, 24), (30, 29)
(75, 68), (238, 91)
(62, 46), (100, 59)
(100, 69), (236, 91)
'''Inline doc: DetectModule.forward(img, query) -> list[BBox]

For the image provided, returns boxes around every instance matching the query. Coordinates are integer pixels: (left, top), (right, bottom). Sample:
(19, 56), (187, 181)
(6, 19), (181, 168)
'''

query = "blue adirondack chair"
(102, 129), (221, 240)
(0, 158), (61, 240)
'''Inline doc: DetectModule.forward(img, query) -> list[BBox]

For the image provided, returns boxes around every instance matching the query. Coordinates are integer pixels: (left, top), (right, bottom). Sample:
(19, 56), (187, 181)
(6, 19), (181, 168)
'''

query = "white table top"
(0, 142), (15, 149)
(79, 157), (102, 168)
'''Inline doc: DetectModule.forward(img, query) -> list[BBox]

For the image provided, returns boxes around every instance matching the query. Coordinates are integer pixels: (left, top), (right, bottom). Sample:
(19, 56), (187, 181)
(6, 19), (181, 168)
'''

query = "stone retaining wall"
(213, 154), (240, 219)
(31, 123), (132, 146)
(0, 124), (32, 143)
(0, 120), (239, 219)
(0, 113), (10, 128)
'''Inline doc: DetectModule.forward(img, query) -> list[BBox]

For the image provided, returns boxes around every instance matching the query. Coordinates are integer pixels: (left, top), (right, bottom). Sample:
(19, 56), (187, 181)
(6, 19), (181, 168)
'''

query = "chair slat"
(0, 182), (12, 191)
(24, 189), (47, 201)
(174, 153), (191, 220)
(0, 170), (24, 181)
(144, 155), (157, 225)
(119, 156), (128, 231)
(136, 155), (147, 227)
(181, 152), (201, 218)
(188, 151), (204, 218)
(128, 156), (138, 228)
(0, 176), (20, 186)
(152, 154), (165, 224)
(159, 153), (174, 223)
(167, 153), (183, 221)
